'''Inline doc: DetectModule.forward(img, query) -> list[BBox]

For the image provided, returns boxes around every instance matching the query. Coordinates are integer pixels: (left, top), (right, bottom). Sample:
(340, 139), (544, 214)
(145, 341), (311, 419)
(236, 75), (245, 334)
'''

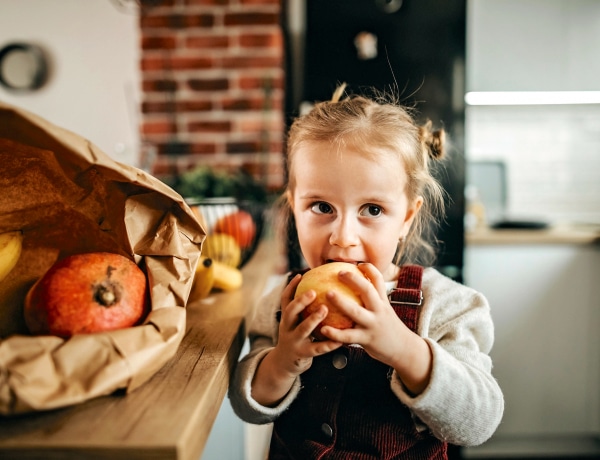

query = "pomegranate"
(295, 262), (366, 340)
(24, 252), (148, 338)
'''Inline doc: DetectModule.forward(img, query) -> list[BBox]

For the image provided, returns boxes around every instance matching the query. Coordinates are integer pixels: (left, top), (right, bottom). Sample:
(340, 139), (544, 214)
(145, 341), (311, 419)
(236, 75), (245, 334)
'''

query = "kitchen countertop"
(466, 223), (600, 246)
(0, 236), (280, 460)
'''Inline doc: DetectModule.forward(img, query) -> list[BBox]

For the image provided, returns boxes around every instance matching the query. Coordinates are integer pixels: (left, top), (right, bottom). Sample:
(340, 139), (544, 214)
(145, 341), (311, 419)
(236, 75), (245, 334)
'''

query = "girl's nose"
(329, 217), (359, 247)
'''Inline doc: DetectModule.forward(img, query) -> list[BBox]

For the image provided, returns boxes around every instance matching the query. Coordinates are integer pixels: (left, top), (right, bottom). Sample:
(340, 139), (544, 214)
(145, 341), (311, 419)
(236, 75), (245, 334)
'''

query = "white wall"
(466, 0), (600, 225)
(0, 0), (140, 166)
(467, 0), (600, 92)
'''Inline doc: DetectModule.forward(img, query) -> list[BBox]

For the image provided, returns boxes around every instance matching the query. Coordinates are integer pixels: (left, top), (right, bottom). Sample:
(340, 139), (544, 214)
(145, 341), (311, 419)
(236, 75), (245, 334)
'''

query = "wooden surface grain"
(0, 237), (280, 460)
(466, 223), (600, 246)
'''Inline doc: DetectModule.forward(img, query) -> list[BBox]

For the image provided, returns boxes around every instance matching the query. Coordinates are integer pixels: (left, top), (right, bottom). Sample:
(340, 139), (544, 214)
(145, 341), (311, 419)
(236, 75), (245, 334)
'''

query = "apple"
(295, 262), (365, 340)
(24, 252), (148, 338)
(214, 210), (256, 249)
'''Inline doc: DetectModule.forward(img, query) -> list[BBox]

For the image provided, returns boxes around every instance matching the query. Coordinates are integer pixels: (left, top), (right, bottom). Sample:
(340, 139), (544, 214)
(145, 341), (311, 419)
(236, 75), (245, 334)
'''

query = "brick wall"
(139, 0), (285, 192)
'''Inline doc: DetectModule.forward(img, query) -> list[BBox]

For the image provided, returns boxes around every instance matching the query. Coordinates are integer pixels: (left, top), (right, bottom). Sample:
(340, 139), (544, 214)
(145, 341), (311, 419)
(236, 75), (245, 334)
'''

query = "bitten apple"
(295, 262), (365, 340)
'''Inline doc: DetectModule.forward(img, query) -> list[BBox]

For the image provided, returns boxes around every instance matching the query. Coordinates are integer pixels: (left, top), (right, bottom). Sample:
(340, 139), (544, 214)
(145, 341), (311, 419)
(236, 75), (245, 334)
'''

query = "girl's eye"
(360, 204), (382, 217)
(310, 202), (333, 214)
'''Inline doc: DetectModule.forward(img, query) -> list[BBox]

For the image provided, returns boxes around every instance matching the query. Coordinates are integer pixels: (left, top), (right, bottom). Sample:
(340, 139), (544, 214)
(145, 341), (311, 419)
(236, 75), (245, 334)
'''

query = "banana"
(202, 233), (241, 268)
(0, 230), (23, 283)
(212, 259), (243, 291)
(190, 256), (215, 300)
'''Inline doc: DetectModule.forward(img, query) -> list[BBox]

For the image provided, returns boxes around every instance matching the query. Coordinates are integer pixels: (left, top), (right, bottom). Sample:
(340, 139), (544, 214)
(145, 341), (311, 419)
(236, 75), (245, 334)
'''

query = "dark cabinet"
(284, 0), (467, 280)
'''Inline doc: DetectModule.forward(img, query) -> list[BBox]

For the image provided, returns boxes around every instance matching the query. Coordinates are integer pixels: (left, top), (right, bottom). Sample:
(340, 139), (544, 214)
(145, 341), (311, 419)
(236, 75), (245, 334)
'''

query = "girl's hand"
(271, 274), (344, 377)
(250, 274), (343, 407)
(319, 263), (433, 395)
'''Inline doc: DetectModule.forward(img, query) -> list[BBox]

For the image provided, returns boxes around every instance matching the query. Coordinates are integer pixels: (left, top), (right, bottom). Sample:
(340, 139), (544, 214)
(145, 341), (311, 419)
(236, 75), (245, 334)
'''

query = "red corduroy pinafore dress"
(268, 265), (447, 460)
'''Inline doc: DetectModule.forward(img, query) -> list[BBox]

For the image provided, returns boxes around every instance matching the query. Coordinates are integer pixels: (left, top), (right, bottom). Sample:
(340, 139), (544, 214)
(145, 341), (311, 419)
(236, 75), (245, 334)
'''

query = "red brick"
(238, 117), (284, 133)
(238, 75), (283, 90)
(142, 100), (177, 114)
(141, 13), (214, 29)
(143, 79), (178, 92)
(226, 141), (262, 154)
(230, 93), (282, 111)
(188, 78), (229, 91)
(189, 143), (218, 154)
(142, 35), (177, 50)
(188, 120), (231, 132)
(224, 12), (279, 27)
(142, 120), (178, 135)
(222, 55), (282, 70)
(186, 35), (230, 49)
(142, 99), (214, 114)
(180, 99), (214, 112)
(239, 31), (282, 48)
(221, 97), (264, 111)
(140, 56), (168, 72)
(141, 54), (213, 72)
(170, 56), (214, 70)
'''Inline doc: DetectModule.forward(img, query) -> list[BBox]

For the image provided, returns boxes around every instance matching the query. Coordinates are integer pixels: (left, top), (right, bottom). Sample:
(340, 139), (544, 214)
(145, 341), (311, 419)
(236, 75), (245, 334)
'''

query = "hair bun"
(420, 121), (445, 160)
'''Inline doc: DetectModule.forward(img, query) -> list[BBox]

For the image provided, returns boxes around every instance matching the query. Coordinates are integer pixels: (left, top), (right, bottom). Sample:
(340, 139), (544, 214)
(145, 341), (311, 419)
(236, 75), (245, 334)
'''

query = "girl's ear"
(285, 189), (294, 210)
(402, 196), (423, 233)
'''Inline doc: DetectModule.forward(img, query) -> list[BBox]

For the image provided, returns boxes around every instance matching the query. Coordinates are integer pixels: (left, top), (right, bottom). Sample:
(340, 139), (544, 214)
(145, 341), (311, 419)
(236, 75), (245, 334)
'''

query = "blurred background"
(1, 0), (599, 458)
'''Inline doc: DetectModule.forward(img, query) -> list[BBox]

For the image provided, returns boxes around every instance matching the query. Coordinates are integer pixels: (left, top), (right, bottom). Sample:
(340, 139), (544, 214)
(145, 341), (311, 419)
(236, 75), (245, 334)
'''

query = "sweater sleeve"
(228, 275), (302, 424)
(389, 268), (504, 446)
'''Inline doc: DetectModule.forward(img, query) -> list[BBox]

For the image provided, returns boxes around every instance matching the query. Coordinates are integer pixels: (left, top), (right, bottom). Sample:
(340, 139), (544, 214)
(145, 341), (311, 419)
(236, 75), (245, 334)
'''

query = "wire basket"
(187, 197), (266, 268)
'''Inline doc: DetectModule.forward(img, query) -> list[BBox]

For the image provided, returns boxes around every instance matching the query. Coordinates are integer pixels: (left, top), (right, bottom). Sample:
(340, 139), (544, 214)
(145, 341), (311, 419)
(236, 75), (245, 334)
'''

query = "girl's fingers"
(357, 263), (387, 294)
(280, 289), (316, 329)
(281, 273), (302, 307)
(298, 304), (328, 337)
(338, 263), (387, 310)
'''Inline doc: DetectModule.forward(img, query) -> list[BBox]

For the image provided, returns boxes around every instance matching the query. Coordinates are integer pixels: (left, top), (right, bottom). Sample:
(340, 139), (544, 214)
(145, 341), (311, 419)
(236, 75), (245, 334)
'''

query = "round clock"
(0, 42), (49, 91)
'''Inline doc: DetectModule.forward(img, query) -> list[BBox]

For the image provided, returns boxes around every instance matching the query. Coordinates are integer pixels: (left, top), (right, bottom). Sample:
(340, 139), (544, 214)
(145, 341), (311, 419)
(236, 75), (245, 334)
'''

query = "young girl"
(229, 87), (504, 459)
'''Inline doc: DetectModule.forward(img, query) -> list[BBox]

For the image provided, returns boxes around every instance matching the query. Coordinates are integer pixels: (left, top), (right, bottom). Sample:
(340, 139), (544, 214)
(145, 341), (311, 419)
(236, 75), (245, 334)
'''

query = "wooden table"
(0, 237), (281, 460)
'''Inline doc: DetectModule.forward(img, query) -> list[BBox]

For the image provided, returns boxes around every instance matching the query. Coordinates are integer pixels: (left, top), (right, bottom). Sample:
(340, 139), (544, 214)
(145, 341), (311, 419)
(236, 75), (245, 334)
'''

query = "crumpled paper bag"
(0, 102), (205, 415)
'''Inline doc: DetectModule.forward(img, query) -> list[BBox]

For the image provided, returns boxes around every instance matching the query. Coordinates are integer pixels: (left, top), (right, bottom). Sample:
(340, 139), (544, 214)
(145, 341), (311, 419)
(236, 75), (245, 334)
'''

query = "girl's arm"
(391, 269), (504, 446)
(319, 265), (503, 446)
(229, 274), (343, 422)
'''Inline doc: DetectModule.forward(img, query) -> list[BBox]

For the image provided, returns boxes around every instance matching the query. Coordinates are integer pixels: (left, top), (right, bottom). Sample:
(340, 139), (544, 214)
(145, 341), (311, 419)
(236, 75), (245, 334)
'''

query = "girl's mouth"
(325, 259), (361, 265)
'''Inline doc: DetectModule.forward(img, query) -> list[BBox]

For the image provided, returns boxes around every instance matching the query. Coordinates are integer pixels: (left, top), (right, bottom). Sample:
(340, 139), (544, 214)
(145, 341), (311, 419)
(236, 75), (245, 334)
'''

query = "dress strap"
(388, 265), (424, 333)
(388, 264), (424, 306)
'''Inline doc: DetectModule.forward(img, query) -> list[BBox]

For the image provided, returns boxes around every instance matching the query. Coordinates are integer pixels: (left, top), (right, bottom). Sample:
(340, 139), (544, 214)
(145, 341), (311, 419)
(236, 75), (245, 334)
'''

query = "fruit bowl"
(187, 197), (266, 268)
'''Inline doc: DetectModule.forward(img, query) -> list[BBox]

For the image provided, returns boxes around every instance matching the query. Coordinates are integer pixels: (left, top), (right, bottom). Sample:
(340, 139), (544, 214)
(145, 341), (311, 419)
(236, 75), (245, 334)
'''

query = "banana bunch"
(0, 230), (23, 283)
(190, 256), (215, 300)
(212, 258), (242, 291)
(190, 256), (243, 301)
(202, 233), (241, 268)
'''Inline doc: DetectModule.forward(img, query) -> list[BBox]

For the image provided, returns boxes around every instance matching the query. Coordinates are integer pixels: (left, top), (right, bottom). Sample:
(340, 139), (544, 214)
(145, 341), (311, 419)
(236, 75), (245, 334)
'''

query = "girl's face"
(289, 141), (422, 281)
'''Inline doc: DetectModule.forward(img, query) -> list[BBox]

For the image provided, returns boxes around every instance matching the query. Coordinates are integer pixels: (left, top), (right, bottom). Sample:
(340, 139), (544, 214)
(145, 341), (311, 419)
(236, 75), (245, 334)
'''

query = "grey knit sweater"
(228, 267), (504, 446)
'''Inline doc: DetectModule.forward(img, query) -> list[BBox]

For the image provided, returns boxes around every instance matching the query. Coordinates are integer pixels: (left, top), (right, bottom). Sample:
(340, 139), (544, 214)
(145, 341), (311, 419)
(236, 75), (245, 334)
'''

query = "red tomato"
(214, 210), (256, 249)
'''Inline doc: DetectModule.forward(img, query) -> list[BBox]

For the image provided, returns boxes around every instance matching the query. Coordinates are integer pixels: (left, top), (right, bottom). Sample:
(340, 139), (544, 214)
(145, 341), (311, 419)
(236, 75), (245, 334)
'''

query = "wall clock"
(0, 42), (49, 91)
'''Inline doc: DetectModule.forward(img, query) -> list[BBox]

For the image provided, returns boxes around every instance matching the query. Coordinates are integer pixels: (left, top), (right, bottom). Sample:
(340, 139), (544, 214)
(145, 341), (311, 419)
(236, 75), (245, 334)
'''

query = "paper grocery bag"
(0, 102), (206, 415)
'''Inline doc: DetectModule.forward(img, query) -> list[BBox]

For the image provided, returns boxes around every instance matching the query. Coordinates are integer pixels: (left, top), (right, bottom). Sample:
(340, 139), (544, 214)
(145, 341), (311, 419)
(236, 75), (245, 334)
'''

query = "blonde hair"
(281, 86), (447, 267)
